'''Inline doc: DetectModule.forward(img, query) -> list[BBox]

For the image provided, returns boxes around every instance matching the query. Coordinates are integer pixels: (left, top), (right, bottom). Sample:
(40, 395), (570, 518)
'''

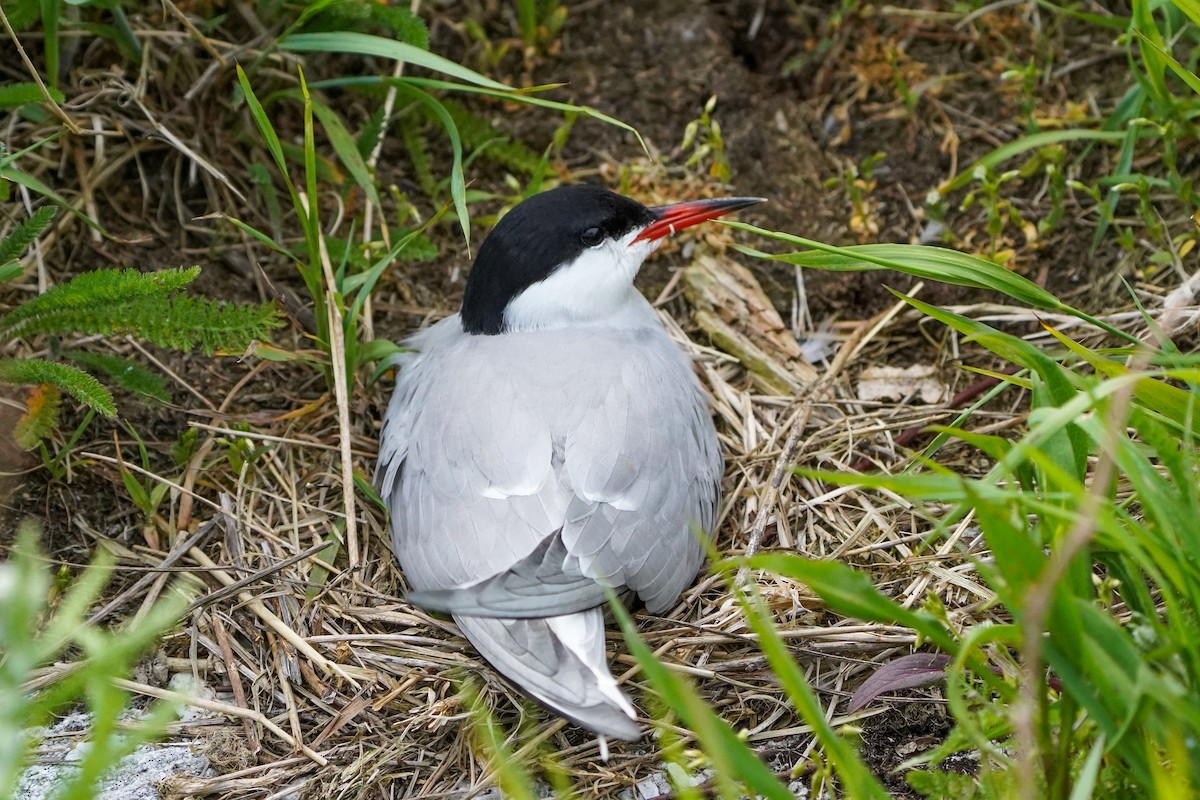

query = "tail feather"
(453, 609), (641, 741)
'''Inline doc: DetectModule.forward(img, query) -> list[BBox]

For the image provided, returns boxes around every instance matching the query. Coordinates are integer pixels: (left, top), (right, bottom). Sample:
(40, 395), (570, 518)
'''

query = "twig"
(184, 539), (336, 614)
(317, 231), (361, 572)
(213, 613), (260, 753)
(113, 678), (328, 766)
(0, 6), (82, 134)
(87, 520), (216, 625)
(185, 546), (368, 685)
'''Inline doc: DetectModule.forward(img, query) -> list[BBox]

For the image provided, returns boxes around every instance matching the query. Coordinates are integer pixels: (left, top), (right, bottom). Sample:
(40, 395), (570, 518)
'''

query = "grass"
(2, 0), (1200, 797)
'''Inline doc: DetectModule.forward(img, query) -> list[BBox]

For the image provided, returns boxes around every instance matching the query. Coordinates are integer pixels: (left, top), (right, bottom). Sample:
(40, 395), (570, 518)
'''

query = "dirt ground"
(2, 0), (1187, 797)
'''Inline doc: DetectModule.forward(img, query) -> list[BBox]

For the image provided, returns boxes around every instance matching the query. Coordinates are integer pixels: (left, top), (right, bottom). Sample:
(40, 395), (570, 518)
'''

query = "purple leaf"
(847, 653), (952, 712)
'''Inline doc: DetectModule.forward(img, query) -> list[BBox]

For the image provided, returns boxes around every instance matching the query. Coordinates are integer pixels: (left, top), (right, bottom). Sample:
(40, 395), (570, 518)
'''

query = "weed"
(0, 210), (279, 451)
(722, 217), (1200, 796)
(0, 520), (191, 798)
(934, 0), (1200, 257)
(825, 152), (886, 242)
(514, 0), (567, 57)
(680, 97), (733, 185)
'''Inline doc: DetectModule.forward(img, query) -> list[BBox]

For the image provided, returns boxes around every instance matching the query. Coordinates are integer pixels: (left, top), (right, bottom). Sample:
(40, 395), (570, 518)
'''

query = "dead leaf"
(847, 653), (952, 712)
(857, 365), (947, 404)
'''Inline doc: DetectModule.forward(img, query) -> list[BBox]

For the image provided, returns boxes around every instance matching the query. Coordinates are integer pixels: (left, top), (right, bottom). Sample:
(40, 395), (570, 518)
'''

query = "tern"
(377, 185), (763, 740)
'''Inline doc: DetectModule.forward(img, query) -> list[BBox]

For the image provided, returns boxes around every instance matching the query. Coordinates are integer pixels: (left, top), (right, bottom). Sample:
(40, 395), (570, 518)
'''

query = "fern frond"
(0, 267), (200, 338)
(0, 268), (280, 353)
(120, 295), (281, 355)
(371, 3), (429, 49)
(400, 111), (438, 198)
(15, 383), (61, 450)
(0, 205), (57, 273)
(434, 99), (543, 176)
(357, 106), (386, 161)
(0, 357), (117, 417)
(63, 350), (171, 402)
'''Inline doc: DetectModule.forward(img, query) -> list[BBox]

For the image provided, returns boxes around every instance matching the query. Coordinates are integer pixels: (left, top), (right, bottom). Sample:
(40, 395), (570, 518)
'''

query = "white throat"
(503, 230), (661, 332)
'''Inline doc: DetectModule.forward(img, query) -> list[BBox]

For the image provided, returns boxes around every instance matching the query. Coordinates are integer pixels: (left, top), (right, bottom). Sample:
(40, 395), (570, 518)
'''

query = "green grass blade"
(936, 129), (1127, 195)
(1172, 0), (1200, 26)
(311, 99), (382, 208)
(39, 0), (59, 90)
(0, 166), (105, 236)
(1133, 29), (1200, 96)
(221, 215), (300, 262)
(730, 579), (890, 798)
(307, 75), (648, 154)
(396, 86), (470, 245)
(346, 208), (445, 323)
(609, 594), (794, 799)
(730, 228), (1064, 310)
(236, 65), (291, 193)
(1132, 0), (1173, 106)
(280, 32), (513, 90)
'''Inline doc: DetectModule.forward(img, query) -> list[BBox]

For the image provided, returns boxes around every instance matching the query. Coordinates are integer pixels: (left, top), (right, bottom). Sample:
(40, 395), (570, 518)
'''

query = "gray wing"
(377, 318), (720, 738)
(455, 611), (641, 740)
(382, 321), (721, 615)
(407, 530), (614, 616)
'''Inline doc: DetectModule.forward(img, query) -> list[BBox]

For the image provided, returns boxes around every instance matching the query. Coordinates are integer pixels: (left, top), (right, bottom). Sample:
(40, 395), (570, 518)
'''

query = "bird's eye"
(580, 226), (604, 247)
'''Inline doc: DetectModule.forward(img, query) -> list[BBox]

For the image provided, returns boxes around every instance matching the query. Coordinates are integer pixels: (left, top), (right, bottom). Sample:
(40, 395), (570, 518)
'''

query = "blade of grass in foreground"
(719, 572), (891, 799)
(609, 593), (794, 799)
(280, 32), (514, 91)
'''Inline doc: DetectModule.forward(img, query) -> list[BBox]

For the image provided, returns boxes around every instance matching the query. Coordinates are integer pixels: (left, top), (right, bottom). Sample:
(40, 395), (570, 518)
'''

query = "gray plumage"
(377, 307), (721, 739)
(376, 185), (753, 740)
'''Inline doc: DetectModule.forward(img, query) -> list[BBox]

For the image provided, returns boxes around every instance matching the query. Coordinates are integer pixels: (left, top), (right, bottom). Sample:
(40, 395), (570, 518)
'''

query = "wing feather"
(379, 313), (721, 734)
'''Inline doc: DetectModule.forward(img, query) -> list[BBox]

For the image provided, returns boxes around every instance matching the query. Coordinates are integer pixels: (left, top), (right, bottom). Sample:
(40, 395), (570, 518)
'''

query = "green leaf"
(311, 99), (381, 207)
(0, 357), (117, 416)
(741, 554), (961, 654)
(280, 32), (513, 91)
(0, 82), (64, 110)
(936, 129), (1127, 195)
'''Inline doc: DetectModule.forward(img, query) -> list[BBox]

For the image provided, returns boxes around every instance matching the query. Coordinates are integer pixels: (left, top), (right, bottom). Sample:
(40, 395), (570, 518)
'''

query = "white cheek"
(504, 230), (657, 330)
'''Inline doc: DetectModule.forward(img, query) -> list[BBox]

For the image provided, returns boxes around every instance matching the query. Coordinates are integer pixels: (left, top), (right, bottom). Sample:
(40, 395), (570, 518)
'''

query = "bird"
(376, 184), (764, 741)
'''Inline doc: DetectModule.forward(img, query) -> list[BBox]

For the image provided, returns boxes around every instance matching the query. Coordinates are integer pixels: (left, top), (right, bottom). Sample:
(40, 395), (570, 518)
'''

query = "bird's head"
(460, 185), (764, 335)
